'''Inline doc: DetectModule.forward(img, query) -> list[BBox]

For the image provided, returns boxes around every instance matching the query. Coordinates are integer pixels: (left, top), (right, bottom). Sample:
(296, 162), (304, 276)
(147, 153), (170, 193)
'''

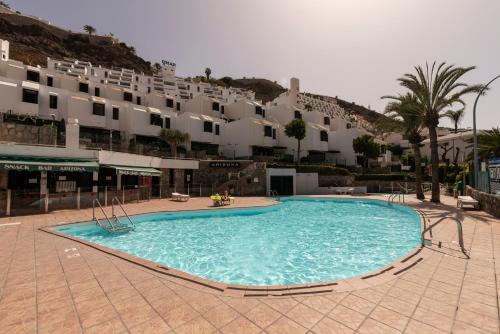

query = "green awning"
(0, 156), (99, 172)
(105, 165), (161, 177)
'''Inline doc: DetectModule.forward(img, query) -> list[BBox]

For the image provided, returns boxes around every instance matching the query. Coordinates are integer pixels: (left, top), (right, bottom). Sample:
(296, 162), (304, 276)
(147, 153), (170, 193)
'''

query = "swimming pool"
(54, 198), (421, 286)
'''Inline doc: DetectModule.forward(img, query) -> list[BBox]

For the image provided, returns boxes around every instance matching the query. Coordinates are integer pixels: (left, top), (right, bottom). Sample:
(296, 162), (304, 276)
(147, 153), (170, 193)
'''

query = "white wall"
(266, 168), (296, 196)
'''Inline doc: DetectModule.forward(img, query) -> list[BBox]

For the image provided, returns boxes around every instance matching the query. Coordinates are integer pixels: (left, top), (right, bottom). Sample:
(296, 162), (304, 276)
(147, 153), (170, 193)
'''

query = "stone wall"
(466, 186), (500, 218)
(192, 160), (266, 196)
(0, 122), (56, 145)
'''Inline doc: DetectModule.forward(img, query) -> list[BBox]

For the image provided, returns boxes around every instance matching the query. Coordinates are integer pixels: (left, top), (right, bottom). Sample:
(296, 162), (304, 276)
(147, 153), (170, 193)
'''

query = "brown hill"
(0, 12), (152, 73)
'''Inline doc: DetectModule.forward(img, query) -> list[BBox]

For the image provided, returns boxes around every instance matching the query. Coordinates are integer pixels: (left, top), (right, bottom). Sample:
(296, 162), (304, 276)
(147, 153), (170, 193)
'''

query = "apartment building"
(0, 37), (387, 214)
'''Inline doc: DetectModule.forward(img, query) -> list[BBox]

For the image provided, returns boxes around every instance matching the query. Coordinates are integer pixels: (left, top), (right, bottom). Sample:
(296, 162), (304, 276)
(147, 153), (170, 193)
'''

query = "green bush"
(355, 174), (415, 181)
(267, 163), (351, 176)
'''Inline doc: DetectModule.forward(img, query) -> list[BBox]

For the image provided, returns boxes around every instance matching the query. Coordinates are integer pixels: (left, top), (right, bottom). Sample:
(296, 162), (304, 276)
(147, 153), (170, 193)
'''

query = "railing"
(421, 216), (469, 258)
(387, 191), (404, 204)
(92, 198), (115, 231)
(111, 197), (135, 230)
(270, 190), (280, 200)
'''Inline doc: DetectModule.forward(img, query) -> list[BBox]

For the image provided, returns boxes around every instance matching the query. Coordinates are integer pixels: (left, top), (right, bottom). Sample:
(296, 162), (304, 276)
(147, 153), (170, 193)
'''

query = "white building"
(421, 131), (473, 164)
(0, 38), (378, 168)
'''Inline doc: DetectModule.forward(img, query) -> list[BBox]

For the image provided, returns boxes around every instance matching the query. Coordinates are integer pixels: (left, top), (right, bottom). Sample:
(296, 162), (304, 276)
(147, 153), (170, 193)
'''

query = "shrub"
(267, 163), (351, 176)
(355, 174), (415, 181)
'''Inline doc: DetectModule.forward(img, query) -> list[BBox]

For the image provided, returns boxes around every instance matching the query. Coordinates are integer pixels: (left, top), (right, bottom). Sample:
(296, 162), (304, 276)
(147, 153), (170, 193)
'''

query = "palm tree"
(205, 67), (212, 81)
(394, 62), (481, 203)
(152, 62), (162, 75)
(444, 109), (465, 134)
(83, 25), (96, 36)
(159, 129), (190, 158)
(382, 93), (425, 199)
(285, 119), (306, 163)
(468, 127), (500, 161)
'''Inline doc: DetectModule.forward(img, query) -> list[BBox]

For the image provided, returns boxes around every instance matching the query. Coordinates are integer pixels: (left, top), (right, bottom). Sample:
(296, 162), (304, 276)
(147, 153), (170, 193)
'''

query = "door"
(270, 176), (294, 196)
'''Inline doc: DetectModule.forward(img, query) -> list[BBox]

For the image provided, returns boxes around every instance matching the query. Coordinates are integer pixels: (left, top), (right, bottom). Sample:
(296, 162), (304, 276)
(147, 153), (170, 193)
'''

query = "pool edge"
(39, 197), (430, 298)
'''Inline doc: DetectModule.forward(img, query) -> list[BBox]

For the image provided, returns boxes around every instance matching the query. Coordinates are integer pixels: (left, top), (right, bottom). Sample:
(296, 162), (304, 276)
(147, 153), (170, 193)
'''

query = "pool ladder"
(421, 215), (469, 259)
(92, 197), (135, 233)
(270, 190), (280, 201)
(388, 191), (405, 204)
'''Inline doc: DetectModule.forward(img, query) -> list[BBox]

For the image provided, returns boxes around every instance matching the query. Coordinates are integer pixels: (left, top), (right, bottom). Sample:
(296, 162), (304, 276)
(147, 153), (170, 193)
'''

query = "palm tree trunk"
(170, 141), (177, 158)
(413, 143), (424, 200)
(297, 140), (301, 163)
(428, 126), (441, 203)
(454, 122), (458, 134)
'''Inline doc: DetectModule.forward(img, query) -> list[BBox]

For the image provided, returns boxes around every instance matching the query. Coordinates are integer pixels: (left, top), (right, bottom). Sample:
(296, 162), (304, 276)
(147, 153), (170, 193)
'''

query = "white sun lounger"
(336, 187), (354, 195)
(457, 196), (479, 209)
(171, 192), (190, 202)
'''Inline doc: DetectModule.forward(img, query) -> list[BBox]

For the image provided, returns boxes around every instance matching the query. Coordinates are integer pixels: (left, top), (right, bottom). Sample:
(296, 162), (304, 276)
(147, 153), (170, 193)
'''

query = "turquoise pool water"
(55, 198), (421, 286)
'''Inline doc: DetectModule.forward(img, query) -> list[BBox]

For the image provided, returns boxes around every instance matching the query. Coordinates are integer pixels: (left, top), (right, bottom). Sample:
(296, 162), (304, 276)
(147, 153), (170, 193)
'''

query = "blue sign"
(488, 157), (500, 165)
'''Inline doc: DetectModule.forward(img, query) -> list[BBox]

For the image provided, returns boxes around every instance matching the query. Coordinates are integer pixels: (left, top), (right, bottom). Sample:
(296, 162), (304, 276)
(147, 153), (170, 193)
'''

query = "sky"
(8, 0), (500, 129)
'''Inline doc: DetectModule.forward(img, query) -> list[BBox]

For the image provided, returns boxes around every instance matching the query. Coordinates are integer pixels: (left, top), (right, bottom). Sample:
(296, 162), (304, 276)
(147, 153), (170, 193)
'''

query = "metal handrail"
(421, 216), (469, 258)
(111, 197), (135, 229)
(388, 191), (405, 204)
(270, 190), (280, 200)
(92, 199), (116, 231)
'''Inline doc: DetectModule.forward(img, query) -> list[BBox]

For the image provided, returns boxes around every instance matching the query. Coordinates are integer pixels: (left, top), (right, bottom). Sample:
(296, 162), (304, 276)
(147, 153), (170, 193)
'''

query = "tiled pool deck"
(0, 195), (499, 333)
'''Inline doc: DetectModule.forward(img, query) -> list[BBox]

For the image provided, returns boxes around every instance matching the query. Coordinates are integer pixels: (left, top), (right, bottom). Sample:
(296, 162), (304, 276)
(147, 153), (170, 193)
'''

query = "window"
(79, 82), (89, 93)
(94, 87), (100, 97)
(346, 123), (352, 129)
(47, 76), (53, 87)
(320, 130), (328, 142)
(150, 114), (163, 127)
(176, 102), (181, 111)
(136, 96), (141, 105)
(26, 70), (40, 82)
(264, 125), (272, 137)
(123, 92), (132, 102)
(203, 121), (213, 133)
(255, 106), (263, 115)
(272, 128), (276, 139)
(22, 89), (38, 104)
(262, 109), (266, 118)
(197, 86), (200, 92)
(166, 98), (174, 108)
(104, 71), (108, 78)
(134, 85), (138, 91)
(135, 76), (139, 82)
(164, 117), (171, 129)
(215, 124), (220, 135)
(212, 102), (220, 112)
(92, 103), (105, 116)
(147, 87), (151, 94)
(324, 117), (330, 125)
(112, 107), (119, 120)
(221, 105), (225, 114)
(294, 110), (302, 119)
(49, 95), (58, 109)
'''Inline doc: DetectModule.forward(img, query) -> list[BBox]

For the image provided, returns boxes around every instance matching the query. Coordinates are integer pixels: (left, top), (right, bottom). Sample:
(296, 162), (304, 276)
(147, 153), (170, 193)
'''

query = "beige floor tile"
(370, 305), (409, 331)
(265, 316), (308, 334)
(328, 304), (366, 330)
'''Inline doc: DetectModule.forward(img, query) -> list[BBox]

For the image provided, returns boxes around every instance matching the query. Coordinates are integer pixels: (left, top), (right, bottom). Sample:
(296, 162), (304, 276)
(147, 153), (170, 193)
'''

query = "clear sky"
(8, 0), (500, 129)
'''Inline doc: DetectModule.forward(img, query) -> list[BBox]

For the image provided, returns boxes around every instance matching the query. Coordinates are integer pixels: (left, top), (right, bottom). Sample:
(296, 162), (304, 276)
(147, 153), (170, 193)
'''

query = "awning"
(22, 81), (40, 91)
(105, 165), (161, 177)
(0, 156), (99, 172)
(147, 107), (161, 114)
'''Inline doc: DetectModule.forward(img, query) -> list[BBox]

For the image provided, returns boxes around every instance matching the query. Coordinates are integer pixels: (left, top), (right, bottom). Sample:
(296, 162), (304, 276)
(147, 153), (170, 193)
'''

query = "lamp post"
(472, 74), (500, 187)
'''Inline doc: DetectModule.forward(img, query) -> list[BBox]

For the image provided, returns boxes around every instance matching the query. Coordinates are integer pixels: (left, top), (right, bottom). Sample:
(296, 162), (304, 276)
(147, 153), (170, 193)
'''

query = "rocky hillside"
(0, 11), (152, 73)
